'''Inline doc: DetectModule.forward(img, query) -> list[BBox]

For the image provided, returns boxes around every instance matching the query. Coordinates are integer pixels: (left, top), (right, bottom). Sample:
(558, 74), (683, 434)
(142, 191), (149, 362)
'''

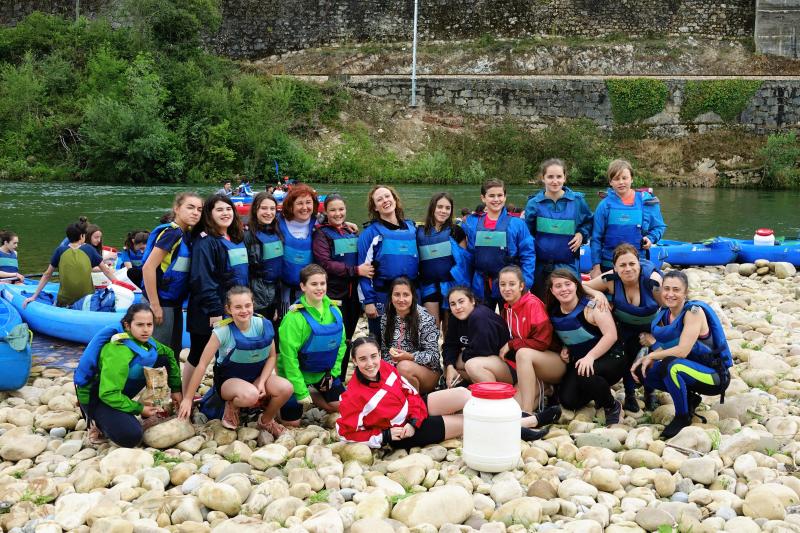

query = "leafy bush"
(759, 132), (800, 188)
(606, 78), (669, 124)
(680, 80), (762, 122)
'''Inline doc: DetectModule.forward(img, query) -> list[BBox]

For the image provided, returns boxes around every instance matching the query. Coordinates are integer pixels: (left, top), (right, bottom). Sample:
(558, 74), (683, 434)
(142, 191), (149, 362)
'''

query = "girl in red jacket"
(499, 266), (566, 418)
(337, 335), (470, 449)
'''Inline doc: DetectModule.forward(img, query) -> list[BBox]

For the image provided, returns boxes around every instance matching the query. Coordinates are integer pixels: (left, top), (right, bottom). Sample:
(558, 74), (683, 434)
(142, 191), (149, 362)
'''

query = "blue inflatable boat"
(730, 239), (800, 266)
(0, 292), (31, 390)
(651, 238), (739, 267)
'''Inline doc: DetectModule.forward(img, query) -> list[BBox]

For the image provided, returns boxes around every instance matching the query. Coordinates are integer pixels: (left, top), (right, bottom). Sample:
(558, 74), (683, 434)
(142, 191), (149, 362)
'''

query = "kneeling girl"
(75, 303), (182, 447)
(278, 264), (347, 425)
(179, 286), (292, 434)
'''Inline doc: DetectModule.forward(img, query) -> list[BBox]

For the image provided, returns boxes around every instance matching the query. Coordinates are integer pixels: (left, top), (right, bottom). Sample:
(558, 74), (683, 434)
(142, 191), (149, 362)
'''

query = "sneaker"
(258, 414), (287, 438)
(644, 390), (659, 412)
(520, 426), (550, 441)
(533, 405), (562, 427)
(604, 400), (623, 425)
(86, 422), (107, 445)
(221, 401), (240, 430)
(687, 392), (707, 423)
(661, 414), (693, 439)
(623, 393), (640, 413)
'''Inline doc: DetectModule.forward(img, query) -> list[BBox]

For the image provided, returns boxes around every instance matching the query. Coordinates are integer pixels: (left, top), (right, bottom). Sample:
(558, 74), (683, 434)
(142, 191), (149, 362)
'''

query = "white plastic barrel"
(754, 228), (775, 246)
(463, 382), (521, 472)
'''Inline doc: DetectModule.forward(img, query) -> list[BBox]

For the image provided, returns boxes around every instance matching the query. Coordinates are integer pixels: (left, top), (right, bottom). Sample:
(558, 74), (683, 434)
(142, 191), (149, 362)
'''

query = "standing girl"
(244, 193), (283, 327)
(142, 192), (203, 380)
(313, 194), (374, 378)
(547, 269), (624, 425)
(278, 264), (347, 425)
(416, 192), (471, 328)
(358, 185), (419, 344)
(75, 303), (182, 447)
(186, 194), (248, 395)
(178, 287), (293, 434)
(277, 185), (318, 314)
(582, 243), (663, 412)
(524, 159), (593, 296)
(498, 266), (565, 417)
(381, 277), (442, 394)
(0, 230), (24, 283)
(590, 159), (667, 278)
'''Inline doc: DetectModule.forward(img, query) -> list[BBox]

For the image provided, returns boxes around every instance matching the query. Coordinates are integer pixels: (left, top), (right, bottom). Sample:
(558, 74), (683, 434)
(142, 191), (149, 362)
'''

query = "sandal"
(221, 401), (240, 430)
(258, 415), (287, 438)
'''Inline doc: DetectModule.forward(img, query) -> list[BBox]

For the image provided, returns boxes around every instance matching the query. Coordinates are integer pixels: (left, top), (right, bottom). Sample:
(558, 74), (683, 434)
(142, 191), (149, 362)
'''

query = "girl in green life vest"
(178, 286), (294, 435)
(278, 264), (347, 426)
(76, 303), (182, 447)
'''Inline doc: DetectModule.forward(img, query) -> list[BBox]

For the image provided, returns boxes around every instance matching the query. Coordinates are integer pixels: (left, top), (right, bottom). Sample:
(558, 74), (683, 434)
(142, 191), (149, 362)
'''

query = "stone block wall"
(336, 75), (800, 135)
(1, 0), (755, 59)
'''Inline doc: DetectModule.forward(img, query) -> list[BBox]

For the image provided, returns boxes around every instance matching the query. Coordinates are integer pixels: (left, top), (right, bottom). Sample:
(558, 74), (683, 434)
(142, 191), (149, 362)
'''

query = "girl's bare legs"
(396, 360), (441, 394)
(464, 355), (514, 384)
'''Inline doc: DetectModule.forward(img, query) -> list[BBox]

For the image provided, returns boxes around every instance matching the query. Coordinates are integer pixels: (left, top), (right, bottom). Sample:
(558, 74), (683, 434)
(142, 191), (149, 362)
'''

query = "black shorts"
(389, 415), (446, 449)
(505, 360), (518, 385)
(279, 377), (346, 422)
(421, 288), (443, 304)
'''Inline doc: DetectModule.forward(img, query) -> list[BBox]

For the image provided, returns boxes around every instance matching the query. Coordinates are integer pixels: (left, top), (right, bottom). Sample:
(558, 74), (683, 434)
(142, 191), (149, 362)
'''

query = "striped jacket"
(336, 360), (428, 448)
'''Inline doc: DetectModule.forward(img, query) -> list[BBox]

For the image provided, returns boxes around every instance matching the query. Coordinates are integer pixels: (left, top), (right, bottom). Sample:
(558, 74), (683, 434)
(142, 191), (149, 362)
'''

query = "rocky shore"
(1, 265), (799, 533)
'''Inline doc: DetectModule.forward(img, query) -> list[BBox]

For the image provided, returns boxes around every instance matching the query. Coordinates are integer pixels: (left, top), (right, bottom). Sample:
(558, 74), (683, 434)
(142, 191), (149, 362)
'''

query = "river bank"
(1, 265), (799, 531)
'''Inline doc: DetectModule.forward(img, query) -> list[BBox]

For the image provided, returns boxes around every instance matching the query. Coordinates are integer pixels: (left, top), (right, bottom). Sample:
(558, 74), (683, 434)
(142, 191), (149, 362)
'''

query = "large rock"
(262, 496), (305, 523)
(100, 448), (154, 478)
(490, 497), (543, 527)
(142, 417), (195, 449)
(387, 453), (434, 472)
(743, 483), (800, 520)
(211, 516), (275, 533)
(718, 428), (761, 461)
(666, 426), (712, 454)
(249, 444), (289, 469)
(588, 468), (622, 493)
(34, 410), (81, 430)
(635, 508), (675, 531)
(90, 517), (133, 533)
(391, 485), (472, 527)
(54, 492), (102, 530)
(773, 262), (797, 279)
(350, 518), (394, 533)
(679, 457), (717, 485)
(620, 449), (662, 469)
(356, 493), (391, 520)
(0, 427), (47, 461)
(558, 478), (599, 499)
(198, 482), (242, 516)
(302, 508), (344, 533)
(339, 443), (374, 465)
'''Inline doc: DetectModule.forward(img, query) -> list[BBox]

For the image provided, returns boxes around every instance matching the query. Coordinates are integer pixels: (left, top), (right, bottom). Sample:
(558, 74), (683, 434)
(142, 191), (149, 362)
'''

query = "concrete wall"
(332, 75), (800, 135)
(1, 0), (756, 59)
(756, 0), (800, 58)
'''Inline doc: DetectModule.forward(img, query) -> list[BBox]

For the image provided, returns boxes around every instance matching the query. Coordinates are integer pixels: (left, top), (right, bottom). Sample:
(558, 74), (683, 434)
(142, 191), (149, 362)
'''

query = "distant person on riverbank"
(462, 179), (535, 311)
(76, 303), (182, 447)
(23, 223), (116, 308)
(631, 270), (732, 438)
(358, 185), (420, 345)
(0, 230), (24, 284)
(217, 180), (233, 197)
(142, 192), (203, 377)
(524, 158), (593, 297)
(590, 159), (666, 278)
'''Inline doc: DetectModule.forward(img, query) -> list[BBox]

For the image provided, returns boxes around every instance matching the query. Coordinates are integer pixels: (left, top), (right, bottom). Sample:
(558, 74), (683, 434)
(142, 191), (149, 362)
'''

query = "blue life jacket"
(74, 327), (158, 396)
(0, 250), (19, 273)
(218, 237), (249, 288)
(129, 249), (144, 268)
(70, 287), (116, 312)
(372, 220), (419, 283)
(651, 300), (733, 369)
(417, 226), (454, 284)
(550, 297), (603, 361)
(298, 304), (343, 373)
(142, 222), (192, 302)
(609, 259), (662, 334)
(321, 226), (358, 268)
(473, 213), (513, 278)
(215, 316), (274, 381)
(278, 216), (316, 287)
(533, 197), (579, 264)
(255, 230), (284, 282)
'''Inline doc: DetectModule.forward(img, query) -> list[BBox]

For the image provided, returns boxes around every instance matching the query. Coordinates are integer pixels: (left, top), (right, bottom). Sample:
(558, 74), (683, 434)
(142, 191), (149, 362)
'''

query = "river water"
(2, 182), (799, 273)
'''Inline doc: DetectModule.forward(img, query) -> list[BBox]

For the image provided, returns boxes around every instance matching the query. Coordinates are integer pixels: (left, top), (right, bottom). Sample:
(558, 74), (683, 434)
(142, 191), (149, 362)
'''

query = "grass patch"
(153, 450), (182, 467)
(20, 489), (55, 506)
(389, 492), (413, 504)
(606, 78), (669, 124)
(309, 490), (330, 503)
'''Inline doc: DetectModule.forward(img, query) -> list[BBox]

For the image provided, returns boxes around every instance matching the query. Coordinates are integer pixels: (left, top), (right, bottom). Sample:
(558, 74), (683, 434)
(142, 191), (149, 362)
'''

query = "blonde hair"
(606, 159), (633, 183)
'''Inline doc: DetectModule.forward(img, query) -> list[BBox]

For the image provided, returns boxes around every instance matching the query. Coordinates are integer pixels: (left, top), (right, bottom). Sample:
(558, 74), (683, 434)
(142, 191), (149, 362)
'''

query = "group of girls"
(75, 155), (731, 449)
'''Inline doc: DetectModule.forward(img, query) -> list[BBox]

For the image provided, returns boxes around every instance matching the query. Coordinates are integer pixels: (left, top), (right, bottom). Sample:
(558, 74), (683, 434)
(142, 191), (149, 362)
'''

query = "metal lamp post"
(410, 0), (419, 107)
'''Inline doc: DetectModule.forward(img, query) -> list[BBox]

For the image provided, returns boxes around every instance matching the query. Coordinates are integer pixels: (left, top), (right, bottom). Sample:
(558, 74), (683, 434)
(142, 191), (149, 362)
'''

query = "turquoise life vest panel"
(373, 220), (419, 283)
(473, 213), (512, 278)
(321, 226), (358, 268)
(255, 230), (283, 282)
(609, 259), (662, 333)
(550, 297), (602, 361)
(417, 226), (454, 285)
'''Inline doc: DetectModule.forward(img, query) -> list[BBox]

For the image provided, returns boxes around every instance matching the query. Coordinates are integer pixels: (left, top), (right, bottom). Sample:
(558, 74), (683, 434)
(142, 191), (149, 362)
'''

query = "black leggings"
(559, 346), (627, 410)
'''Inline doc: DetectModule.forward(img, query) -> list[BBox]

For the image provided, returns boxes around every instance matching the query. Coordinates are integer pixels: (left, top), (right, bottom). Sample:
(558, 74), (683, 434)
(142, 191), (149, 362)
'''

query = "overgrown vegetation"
(759, 132), (800, 188)
(606, 78), (669, 124)
(680, 80), (762, 122)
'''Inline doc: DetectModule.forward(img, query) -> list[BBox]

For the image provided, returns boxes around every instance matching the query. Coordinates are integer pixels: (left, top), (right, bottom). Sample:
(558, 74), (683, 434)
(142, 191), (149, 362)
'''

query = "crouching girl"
(178, 286), (293, 436)
(75, 303), (182, 447)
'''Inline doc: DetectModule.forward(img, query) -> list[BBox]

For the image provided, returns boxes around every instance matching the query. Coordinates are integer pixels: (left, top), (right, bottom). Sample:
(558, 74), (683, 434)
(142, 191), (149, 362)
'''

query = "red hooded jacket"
(503, 292), (554, 356)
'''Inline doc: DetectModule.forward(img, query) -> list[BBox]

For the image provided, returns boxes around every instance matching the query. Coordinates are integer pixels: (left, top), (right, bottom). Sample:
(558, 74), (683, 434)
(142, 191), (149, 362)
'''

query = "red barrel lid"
(756, 228), (774, 236)
(469, 382), (516, 400)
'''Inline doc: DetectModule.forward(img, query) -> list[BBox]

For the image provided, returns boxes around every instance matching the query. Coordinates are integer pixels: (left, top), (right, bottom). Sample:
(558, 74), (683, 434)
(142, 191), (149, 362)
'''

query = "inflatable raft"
(729, 239), (800, 266)
(0, 294), (31, 390)
(651, 238), (739, 267)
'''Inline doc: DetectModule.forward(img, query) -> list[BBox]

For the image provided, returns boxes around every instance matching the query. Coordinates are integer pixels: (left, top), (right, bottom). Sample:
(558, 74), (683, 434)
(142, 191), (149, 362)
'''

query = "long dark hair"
(383, 277), (420, 349)
(351, 334), (380, 359)
(544, 268), (587, 312)
(248, 192), (281, 239)
(124, 230), (149, 252)
(423, 192), (455, 235)
(193, 194), (244, 242)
